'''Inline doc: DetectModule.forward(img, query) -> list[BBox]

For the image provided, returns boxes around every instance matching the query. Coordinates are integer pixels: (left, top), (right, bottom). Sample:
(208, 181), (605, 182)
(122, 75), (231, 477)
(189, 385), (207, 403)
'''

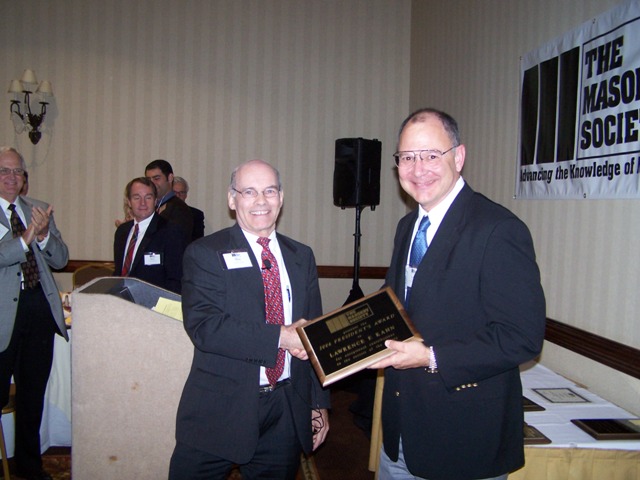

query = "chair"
(0, 384), (16, 480)
(72, 263), (114, 289)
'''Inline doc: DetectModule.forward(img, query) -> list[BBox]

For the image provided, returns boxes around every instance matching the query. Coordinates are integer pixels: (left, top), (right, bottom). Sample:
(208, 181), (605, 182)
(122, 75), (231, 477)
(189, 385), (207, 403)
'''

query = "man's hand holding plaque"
(296, 287), (423, 386)
(280, 319), (310, 360)
(367, 338), (432, 370)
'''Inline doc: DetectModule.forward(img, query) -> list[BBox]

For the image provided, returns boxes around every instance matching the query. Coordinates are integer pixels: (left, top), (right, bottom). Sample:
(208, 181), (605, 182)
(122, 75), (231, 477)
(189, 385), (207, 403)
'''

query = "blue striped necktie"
(409, 215), (430, 267)
(406, 215), (430, 303)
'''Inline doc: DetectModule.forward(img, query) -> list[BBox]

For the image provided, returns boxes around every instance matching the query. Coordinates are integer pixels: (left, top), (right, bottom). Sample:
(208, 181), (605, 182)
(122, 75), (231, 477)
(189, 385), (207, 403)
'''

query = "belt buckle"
(259, 379), (289, 394)
(259, 384), (275, 394)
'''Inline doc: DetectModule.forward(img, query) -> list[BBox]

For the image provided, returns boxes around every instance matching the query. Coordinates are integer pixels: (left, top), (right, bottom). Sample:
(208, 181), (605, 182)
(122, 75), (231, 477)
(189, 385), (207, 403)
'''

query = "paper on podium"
(152, 297), (183, 321)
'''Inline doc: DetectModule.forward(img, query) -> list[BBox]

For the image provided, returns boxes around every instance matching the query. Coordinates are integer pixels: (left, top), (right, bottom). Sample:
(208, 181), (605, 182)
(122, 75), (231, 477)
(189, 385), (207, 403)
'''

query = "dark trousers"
(0, 285), (57, 476)
(169, 384), (301, 480)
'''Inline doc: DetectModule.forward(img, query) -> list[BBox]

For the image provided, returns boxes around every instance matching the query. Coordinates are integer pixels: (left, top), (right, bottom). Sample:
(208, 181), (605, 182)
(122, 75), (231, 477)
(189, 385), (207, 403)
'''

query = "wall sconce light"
(7, 69), (54, 145)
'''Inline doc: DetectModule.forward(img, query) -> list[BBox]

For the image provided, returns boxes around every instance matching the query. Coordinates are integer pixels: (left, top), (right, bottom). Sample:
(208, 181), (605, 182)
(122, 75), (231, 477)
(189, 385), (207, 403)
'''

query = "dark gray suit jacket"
(0, 196), (69, 352)
(382, 184), (546, 480)
(174, 223), (330, 463)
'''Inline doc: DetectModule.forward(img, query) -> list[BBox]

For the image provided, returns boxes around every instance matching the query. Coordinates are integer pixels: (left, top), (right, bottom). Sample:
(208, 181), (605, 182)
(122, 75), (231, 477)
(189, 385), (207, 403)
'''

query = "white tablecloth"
(1, 333), (72, 457)
(521, 362), (640, 450)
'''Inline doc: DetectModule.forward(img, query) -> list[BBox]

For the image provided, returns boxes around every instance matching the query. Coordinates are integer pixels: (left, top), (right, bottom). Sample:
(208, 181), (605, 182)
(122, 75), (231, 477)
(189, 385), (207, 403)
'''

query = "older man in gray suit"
(0, 147), (69, 480)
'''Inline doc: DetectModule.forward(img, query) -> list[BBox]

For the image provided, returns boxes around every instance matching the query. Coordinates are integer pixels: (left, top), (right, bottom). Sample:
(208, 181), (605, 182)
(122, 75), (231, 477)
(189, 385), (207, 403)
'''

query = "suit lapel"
(17, 197), (33, 224)
(395, 185), (473, 301)
(393, 211), (419, 296)
(0, 206), (9, 230)
(418, 184), (473, 276)
(131, 214), (160, 272)
(277, 234), (302, 320)
(229, 224), (265, 307)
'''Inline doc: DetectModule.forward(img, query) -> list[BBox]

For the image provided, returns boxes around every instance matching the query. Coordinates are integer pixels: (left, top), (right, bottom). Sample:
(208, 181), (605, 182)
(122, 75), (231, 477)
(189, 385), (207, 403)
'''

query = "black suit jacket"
(158, 195), (194, 243)
(173, 224), (330, 463)
(382, 184), (546, 480)
(113, 214), (187, 293)
(189, 205), (205, 241)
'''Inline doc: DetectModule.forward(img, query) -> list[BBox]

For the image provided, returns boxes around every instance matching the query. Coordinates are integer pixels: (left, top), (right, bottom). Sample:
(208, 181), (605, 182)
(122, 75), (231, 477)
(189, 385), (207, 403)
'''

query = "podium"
(72, 277), (192, 479)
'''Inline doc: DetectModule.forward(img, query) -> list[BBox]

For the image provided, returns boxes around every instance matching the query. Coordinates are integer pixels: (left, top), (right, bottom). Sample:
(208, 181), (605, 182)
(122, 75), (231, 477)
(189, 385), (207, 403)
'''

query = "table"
(1, 333), (72, 457)
(369, 362), (640, 479)
(521, 362), (639, 449)
(512, 362), (640, 479)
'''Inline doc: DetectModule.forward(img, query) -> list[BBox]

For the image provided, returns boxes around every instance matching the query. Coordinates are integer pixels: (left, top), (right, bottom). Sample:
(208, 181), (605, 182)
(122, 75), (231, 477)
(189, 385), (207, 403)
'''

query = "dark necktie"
(406, 215), (430, 303)
(121, 224), (139, 276)
(257, 237), (285, 386)
(8, 204), (40, 289)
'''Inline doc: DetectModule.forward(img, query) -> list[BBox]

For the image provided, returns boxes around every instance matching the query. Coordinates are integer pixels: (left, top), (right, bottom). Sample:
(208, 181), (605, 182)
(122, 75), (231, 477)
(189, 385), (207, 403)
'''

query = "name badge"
(405, 265), (418, 289)
(221, 250), (253, 269)
(144, 252), (162, 265)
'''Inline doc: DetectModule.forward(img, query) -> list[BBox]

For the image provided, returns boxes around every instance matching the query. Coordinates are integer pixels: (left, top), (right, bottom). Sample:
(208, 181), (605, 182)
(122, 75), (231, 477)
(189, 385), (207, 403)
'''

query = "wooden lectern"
(72, 277), (192, 479)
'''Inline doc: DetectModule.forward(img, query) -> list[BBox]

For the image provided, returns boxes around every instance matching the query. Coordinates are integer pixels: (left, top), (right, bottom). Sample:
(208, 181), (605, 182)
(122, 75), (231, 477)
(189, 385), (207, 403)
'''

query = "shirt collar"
(421, 176), (465, 225)
(135, 212), (155, 229)
(0, 196), (22, 218)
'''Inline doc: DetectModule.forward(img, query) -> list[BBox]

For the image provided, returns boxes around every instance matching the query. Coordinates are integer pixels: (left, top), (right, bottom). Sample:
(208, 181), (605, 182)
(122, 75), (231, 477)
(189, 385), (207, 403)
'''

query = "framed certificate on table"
(297, 287), (423, 386)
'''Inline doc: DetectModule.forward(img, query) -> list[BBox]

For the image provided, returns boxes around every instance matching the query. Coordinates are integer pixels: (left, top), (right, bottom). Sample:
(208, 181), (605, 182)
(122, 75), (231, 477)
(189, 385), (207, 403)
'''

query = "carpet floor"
(6, 387), (374, 479)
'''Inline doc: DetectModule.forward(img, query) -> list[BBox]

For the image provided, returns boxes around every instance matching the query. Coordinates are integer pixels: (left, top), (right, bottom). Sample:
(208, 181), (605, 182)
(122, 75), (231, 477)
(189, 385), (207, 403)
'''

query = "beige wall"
(1, 0), (411, 269)
(4, 0), (638, 415)
(410, 0), (639, 414)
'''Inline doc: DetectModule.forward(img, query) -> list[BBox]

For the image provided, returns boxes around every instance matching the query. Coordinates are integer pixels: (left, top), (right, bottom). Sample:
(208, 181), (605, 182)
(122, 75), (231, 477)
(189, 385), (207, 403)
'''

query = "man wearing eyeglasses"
(369, 109), (546, 480)
(169, 159), (330, 480)
(172, 176), (205, 241)
(0, 147), (69, 480)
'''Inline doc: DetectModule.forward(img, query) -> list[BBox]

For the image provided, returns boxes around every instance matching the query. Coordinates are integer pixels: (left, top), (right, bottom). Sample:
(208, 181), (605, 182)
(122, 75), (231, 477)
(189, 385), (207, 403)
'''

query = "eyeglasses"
(393, 145), (458, 168)
(232, 186), (280, 199)
(0, 167), (26, 176)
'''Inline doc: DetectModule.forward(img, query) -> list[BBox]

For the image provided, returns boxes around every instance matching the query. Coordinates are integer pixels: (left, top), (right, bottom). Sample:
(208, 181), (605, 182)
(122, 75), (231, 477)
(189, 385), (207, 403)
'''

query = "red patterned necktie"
(121, 223), (139, 276)
(8, 204), (40, 288)
(257, 237), (285, 386)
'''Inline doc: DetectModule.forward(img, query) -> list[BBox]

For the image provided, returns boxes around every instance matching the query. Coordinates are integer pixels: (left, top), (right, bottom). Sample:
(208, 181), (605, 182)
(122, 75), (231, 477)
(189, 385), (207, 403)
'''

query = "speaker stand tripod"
(344, 204), (366, 306)
(341, 204), (377, 437)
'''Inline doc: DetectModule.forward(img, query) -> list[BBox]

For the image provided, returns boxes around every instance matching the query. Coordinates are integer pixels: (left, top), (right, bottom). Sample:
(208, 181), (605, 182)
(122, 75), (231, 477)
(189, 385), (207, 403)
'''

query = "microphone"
(263, 259), (272, 270)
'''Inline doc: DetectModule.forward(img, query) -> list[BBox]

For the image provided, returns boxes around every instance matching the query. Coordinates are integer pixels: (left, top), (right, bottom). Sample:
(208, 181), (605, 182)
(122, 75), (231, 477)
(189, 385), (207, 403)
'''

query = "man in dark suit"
(169, 160), (330, 480)
(114, 177), (186, 294)
(144, 159), (193, 243)
(0, 147), (69, 480)
(172, 175), (205, 241)
(370, 109), (546, 480)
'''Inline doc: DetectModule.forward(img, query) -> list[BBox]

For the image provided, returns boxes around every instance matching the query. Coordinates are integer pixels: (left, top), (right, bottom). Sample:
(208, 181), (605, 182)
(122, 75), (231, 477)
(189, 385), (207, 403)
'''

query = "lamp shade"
(20, 69), (38, 84)
(7, 79), (23, 93)
(36, 80), (54, 96)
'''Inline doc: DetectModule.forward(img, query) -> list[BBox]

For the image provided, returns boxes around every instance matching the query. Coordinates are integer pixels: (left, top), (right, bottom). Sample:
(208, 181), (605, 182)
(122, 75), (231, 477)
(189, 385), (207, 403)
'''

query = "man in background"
(173, 175), (205, 241)
(169, 159), (330, 479)
(370, 108), (546, 480)
(114, 177), (186, 293)
(0, 147), (69, 480)
(20, 170), (28, 195)
(144, 159), (193, 242)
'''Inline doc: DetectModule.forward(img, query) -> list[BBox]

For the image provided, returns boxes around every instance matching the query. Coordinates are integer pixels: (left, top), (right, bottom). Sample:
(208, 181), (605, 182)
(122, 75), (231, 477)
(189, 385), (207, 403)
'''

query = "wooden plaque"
(297, 287), (423, 387)
(571, 418), (640, 440)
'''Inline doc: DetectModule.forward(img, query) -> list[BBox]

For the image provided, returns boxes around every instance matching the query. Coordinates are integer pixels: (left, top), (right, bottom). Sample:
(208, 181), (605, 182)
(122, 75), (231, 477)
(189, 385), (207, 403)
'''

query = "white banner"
(516, 1), (640, 199)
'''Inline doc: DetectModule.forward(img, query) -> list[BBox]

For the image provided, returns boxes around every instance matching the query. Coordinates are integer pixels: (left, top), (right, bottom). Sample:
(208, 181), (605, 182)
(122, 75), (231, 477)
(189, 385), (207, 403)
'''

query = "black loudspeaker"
(333, 137), (381, 209)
